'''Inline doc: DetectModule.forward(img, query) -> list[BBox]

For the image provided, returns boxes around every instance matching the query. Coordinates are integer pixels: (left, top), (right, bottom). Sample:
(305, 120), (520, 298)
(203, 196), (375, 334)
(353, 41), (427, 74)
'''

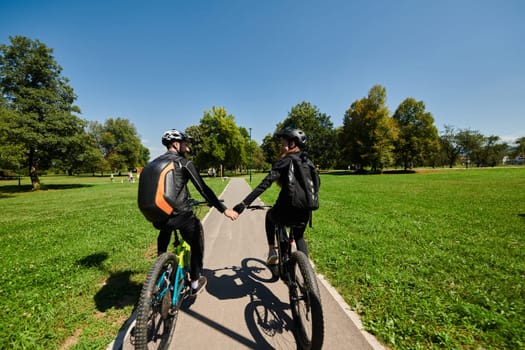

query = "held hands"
(233, 203), (245, 214)
(223, 208), (239, 221)
(223, 202), (247, 221)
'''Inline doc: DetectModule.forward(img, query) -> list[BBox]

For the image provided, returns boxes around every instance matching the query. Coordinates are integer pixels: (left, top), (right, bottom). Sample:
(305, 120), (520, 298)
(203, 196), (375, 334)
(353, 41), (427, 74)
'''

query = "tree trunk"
(30, 166), (40, 190)
(28, 148), (40, 190)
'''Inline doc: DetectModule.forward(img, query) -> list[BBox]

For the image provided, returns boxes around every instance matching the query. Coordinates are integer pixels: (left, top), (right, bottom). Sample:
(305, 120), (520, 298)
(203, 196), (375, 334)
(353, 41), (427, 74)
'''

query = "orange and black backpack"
(138, 153), (181, 228)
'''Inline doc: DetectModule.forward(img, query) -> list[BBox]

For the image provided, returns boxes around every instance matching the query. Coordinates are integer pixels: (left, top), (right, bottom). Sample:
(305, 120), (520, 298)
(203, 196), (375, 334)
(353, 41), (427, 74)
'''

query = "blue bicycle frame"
(174, 237), (191, 306)
(153, 236), (191, 308)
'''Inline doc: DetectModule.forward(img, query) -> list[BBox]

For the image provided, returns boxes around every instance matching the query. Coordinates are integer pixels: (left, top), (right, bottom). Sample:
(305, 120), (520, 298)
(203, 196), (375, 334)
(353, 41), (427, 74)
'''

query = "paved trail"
(113, 177), (384, 350)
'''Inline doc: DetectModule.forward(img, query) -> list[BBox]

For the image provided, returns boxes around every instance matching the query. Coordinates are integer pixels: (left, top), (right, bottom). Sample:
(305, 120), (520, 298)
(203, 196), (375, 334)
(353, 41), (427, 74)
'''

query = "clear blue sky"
(2, 0), (524, 158)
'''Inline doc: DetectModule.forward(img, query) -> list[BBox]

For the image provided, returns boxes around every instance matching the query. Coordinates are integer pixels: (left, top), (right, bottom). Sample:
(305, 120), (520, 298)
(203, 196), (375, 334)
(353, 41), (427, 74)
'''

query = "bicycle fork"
(155, 265), (173, 300)
(169, 265), (186, 315)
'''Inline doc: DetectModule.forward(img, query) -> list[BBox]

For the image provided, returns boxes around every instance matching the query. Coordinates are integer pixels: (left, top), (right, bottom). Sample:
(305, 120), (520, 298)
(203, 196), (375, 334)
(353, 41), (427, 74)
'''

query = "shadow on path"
(201, 257), (297, 349)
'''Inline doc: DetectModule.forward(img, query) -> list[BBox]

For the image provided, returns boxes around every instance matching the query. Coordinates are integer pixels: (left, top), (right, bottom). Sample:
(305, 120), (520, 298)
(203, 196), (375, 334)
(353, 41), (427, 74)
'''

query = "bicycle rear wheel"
(134, 252), (181, 350)
(289, 251), (324, 350)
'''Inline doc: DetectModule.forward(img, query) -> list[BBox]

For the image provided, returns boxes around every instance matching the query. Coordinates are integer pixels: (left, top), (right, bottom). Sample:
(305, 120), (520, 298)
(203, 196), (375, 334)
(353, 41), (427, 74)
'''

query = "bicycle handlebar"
(247, 204), (273, 210)
(188, 199), (224, 207)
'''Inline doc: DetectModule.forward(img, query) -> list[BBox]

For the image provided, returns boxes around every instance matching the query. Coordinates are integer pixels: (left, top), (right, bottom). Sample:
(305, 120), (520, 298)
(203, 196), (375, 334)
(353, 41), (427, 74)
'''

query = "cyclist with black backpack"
(233, 128), (320, 265)
(138, 129), (238, 296)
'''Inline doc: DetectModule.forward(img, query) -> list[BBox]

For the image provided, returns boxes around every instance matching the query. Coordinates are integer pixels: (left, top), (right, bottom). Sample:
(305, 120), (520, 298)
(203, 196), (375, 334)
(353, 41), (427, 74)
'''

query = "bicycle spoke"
(135, 253), (180, 350)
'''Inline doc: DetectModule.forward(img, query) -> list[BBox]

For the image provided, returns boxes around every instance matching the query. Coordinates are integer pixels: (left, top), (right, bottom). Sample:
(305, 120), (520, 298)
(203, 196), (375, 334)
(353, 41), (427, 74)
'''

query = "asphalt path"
(112, 177), (384, 350)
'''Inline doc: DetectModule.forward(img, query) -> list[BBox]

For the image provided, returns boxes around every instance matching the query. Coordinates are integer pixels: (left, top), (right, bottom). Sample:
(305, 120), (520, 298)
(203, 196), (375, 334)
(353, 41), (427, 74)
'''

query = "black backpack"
(288, 156), (320, 211)
(138, 154), (181, 227)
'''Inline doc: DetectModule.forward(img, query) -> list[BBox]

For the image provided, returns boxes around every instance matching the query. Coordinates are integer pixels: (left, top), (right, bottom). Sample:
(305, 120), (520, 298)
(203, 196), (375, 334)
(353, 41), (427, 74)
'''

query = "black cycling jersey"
(160, 151), (227, 216)
(242, 151), (307, 208)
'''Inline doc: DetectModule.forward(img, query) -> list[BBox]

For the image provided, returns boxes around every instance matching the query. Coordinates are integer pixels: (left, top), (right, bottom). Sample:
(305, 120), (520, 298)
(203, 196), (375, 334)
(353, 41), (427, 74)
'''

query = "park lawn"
(251, 167), (525, 349)
(0, 174), (227, 349)
(322, 169), (524, 350)
(0, 168), (523, 349)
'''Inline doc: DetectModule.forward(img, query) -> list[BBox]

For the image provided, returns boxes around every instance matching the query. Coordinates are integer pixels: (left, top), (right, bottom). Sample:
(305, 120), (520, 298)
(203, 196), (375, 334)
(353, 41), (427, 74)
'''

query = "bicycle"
(133, 199), (208, 350)
(247, 205), (324, 350)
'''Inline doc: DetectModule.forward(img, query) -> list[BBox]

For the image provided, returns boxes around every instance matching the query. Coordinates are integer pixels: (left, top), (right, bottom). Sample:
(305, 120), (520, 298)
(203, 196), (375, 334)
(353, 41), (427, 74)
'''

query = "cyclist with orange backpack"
(139, 129), (238, 296)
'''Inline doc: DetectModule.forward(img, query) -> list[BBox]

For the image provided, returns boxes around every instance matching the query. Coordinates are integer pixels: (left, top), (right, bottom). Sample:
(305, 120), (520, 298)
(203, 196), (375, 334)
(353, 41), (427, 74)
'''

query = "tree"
(191, 106), (245, 175)
(261, 133), (280, 165)
(393, 98), (439, 170)
(340, 85), (396, 172)
(250, 140), (267, 171)
(334, 126), (349, 169)
(184, 124), (205, 166)
(476, 135), (507, 167)
(85, 121), (111, 173)
(439, 126), (486, 168)
(139, 145), (150, 168)
(456, 129), (484, 168)
(517, 137), (525, 156)
(52, 129), (104, 175)
(0, 36), (85, 189)
(94, 118), (145, 172)
(78, 135), (108, 175)
(0, 105), (25, 171)
(439, 125), (462, 168)
(511, 137), (525, 160)
(277, 101), (336, 169)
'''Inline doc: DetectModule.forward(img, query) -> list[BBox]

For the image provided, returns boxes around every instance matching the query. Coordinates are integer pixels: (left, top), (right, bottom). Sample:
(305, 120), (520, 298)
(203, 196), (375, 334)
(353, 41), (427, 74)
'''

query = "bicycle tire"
(289, 251), (324, 350)
(134, 252), (180, 350)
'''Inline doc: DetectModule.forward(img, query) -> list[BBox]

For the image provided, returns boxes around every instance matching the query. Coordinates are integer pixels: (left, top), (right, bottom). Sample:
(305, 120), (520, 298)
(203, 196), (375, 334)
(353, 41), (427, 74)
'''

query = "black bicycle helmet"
(276, 128), (307, 147)
(161, 129), (191, 146)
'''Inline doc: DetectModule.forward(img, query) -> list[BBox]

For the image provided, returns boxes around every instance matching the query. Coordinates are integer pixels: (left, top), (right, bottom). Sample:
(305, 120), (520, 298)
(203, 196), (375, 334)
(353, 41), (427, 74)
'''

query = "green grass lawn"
(0, 174), (227, 349)
(1, 168), (524, 349)
(312, 168), (524, 349)
(249, 167), (525, 349)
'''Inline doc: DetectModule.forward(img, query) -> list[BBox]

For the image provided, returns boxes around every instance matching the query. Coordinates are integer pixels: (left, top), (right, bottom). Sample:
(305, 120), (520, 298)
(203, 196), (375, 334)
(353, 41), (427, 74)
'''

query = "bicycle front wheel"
(289, 251), (324, 350)
(134, 252), (180, 350)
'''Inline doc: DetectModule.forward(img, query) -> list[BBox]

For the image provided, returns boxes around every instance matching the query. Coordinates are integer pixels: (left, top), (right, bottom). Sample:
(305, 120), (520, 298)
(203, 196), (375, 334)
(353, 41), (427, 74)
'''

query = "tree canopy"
(1, 36), (522, 179)
(393, 98), (439, 170)
(187, 106), (245, 174)
(0, 36), (84, 189)
(340, 85), (396, 172)
(277, 101), (337, 169)
(0, 36), (150, 185)
(89, 118), (148, 172)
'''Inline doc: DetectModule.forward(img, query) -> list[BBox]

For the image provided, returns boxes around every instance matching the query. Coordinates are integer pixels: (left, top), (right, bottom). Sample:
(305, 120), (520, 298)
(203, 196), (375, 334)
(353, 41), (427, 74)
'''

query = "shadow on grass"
(0, 184), (34, 197)
(0, 183), (93, 197)
(94, 270), (142, 311)
(77, 252), (142, 311)
(42, 184), (94, 190)
(77, 252), (109, 268)
(518, 213), (525, 219)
